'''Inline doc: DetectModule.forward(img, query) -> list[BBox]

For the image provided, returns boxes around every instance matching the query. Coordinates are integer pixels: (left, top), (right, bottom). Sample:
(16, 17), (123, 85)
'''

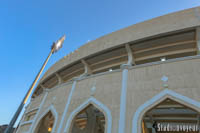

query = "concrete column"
(149, 115), (156, 133)
(197, 115), (200, 133)
(86, 107), (97, 133)
(71, 125), (81, 133)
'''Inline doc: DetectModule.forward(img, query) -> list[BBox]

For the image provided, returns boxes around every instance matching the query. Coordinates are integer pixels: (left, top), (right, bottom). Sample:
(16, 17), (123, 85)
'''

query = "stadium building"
(17, 6), (200, 133)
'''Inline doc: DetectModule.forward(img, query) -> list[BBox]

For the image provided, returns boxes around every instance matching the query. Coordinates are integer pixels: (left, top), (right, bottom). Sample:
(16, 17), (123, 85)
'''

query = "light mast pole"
(4, 35), (66, 133)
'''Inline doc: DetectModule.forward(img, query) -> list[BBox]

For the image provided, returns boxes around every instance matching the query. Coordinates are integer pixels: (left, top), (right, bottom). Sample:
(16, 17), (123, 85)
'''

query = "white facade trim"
(28, 91), (49, 132)
(16, 103), (32, 133)
(43, 55), (200, 92)
(32, 104), (58, 133)
(20, 120), (33, 126)
(63, 97), (112, 133)
(25, 107), (39, 115)
(132, 89), (200, 133)
(56, 81), (77, 133)
(118, 68), (128, 133)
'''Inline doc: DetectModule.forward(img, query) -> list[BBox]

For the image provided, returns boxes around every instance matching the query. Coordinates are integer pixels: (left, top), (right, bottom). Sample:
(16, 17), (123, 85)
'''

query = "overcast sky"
(0, 0), (200, 125)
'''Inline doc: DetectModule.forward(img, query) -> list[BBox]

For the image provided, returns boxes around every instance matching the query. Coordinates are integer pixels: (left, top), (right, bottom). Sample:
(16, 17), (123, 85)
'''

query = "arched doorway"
(70, 104), (105, 133)
(35, 111), (55, 133)
(141, 98), (200, 133)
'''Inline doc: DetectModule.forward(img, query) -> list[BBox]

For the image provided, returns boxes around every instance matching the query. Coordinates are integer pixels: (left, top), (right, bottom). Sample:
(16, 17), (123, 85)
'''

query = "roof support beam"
(81, 59), (92, 76)
(125, 44), (135, 65)
(196, 27), (200, 54)
(32, 84), (45, 98)
(40, 84), (45, 89)
(55, 73), (63, 84)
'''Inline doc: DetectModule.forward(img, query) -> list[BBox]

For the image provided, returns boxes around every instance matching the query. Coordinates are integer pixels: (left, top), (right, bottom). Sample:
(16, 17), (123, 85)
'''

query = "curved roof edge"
(39, 6), (200, 83)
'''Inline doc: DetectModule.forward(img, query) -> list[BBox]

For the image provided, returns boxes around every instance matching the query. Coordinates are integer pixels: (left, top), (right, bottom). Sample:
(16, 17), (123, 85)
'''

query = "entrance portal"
(70, 104), (105, 133)
(142, 98), (200, 133)
(35, 111), (55, 133)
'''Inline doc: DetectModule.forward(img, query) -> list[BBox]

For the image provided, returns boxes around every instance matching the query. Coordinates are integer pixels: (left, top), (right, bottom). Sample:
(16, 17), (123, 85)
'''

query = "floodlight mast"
(4, 35), (66, 133)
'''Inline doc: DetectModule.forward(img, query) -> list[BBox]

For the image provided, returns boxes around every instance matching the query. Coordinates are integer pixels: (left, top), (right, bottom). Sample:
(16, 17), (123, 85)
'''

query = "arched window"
(132, 90), (200, 133)
(70, 104), (105, 133)
(34, 111), (55, 133)
(141, 98), (200, 133)
(63, 97), (112, 133)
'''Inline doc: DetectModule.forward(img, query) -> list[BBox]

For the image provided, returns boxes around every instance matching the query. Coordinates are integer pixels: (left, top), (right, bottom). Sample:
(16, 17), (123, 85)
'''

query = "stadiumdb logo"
(153, 122), (199, 132)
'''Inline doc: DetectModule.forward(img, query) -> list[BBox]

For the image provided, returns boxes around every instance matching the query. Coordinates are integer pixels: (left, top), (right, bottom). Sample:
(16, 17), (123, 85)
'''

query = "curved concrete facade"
(17, 6), (200, 133)
(39, 6), (200, 83)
